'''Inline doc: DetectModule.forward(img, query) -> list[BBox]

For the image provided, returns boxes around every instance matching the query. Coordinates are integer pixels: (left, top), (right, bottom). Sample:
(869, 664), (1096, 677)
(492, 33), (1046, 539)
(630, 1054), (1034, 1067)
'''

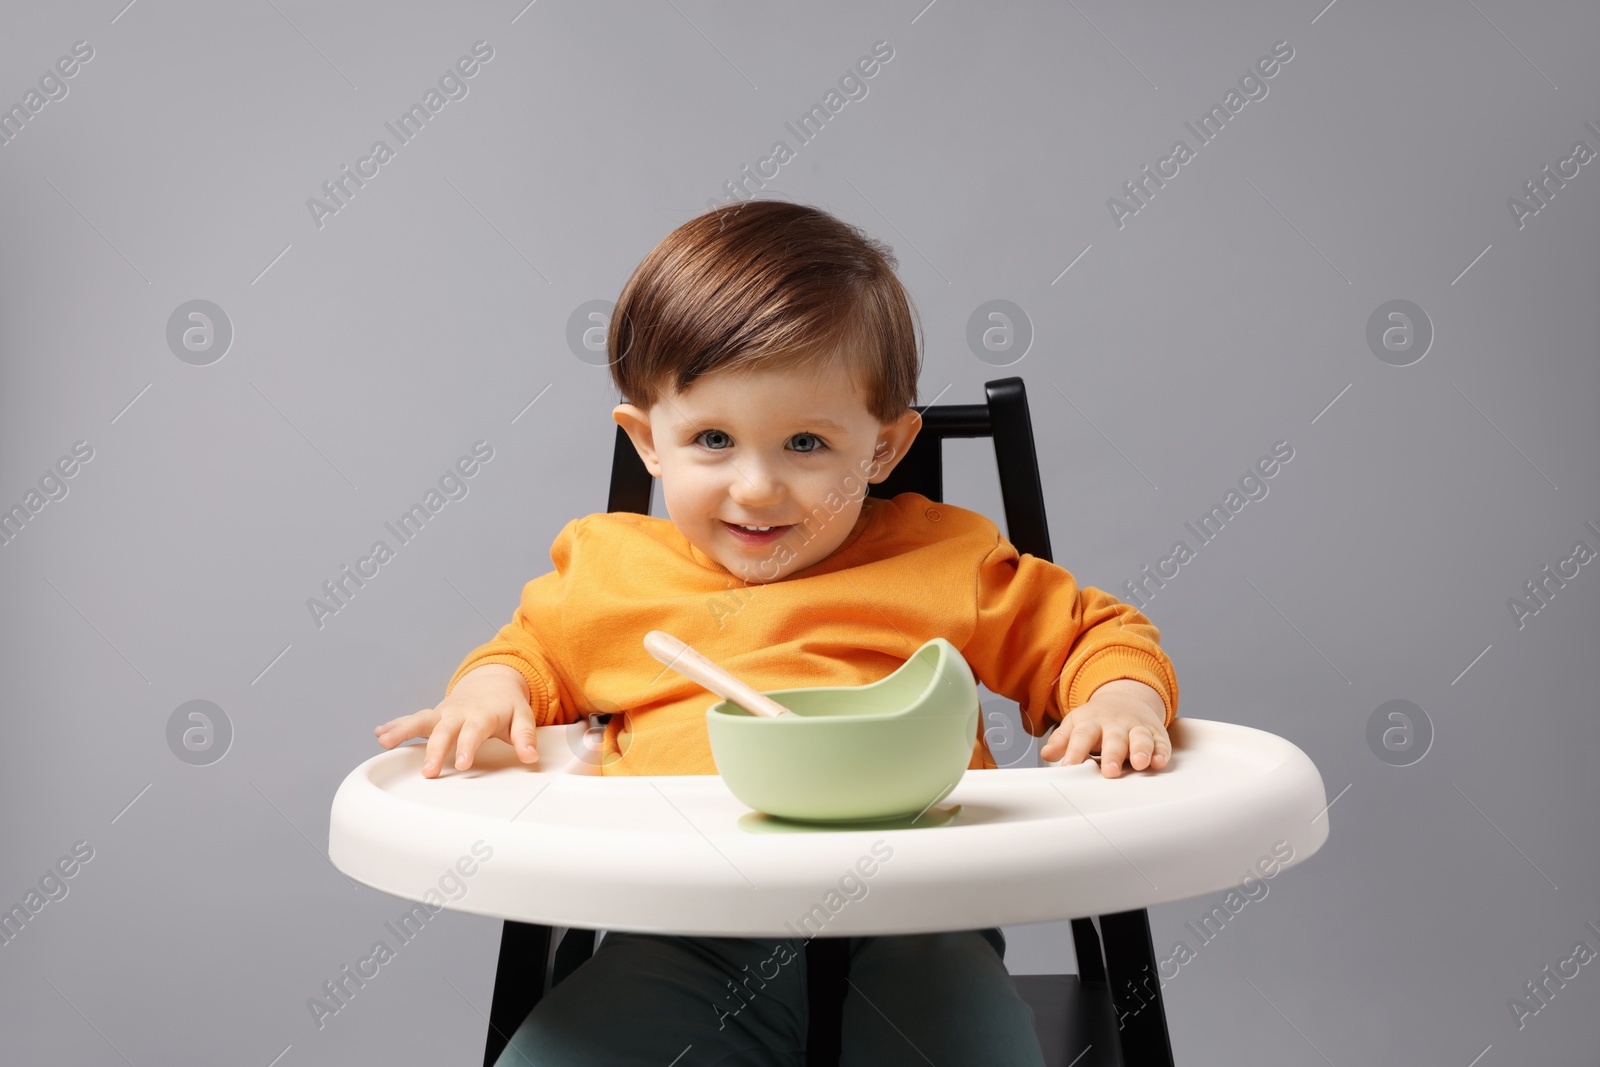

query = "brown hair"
(608, 200), (923, 425)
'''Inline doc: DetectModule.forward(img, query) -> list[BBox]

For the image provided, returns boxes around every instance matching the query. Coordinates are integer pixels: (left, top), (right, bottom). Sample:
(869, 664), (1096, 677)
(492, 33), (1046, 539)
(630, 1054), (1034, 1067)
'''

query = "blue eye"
(691, 431), (828, 453)
(696, 429), (733, 450)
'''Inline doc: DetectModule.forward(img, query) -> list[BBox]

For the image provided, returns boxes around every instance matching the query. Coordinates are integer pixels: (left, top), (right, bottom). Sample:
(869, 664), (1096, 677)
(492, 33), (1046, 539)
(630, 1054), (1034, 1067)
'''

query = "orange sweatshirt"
(446, 491), (1179, 776)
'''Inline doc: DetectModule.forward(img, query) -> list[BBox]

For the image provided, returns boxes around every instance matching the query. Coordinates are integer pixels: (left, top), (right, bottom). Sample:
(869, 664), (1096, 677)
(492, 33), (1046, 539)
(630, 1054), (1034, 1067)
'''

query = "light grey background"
(2, 1), (1597, 1064)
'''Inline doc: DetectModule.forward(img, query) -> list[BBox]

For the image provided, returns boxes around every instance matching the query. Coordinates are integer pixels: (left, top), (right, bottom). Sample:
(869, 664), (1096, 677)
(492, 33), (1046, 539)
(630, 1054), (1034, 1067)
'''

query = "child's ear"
(867, 408), (923, 483)
(612, 404), (663, 478)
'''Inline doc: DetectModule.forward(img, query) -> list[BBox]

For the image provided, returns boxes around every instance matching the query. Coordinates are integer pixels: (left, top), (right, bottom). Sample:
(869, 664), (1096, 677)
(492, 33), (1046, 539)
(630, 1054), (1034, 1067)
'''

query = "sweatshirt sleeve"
(443, 518), (581, 728)
(965, 533), (1179, 734)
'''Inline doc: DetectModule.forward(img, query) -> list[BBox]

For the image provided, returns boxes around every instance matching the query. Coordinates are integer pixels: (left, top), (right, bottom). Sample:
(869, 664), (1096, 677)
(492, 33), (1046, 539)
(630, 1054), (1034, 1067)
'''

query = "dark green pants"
(493, 927), (1046, 1066)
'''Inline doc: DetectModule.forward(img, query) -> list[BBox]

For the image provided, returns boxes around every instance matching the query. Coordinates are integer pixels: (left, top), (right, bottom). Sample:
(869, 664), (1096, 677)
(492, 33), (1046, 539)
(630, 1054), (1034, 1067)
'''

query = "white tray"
(328, 717), (1329, 936)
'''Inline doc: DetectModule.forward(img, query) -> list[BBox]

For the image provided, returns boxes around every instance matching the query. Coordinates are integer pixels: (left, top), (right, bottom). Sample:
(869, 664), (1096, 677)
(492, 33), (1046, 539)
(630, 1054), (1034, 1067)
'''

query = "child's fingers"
(1040, 716), (1079, 760)
(509, 699), (539, 763)
(1054, 720), (1102, 768)
(375, 708), (436, 747)
(1039, 721), (1067, 761)
(1098, 728), (1129, 777)
(422, 717), (462, 778)
(455, 714), (496, 771)
(1125, 725), (1171, 771)
(1151, 727), (1172, 768)
(1123, 725), (1154, 771)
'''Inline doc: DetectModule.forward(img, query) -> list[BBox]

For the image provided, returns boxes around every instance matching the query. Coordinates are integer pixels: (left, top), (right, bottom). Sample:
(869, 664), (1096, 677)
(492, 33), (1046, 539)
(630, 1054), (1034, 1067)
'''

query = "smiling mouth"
(722, 520), (792, 543)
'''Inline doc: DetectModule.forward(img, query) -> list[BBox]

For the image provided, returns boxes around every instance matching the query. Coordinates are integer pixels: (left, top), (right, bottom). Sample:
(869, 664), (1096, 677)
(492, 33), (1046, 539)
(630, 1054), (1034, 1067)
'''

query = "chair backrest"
(605, 375), (1054, 562)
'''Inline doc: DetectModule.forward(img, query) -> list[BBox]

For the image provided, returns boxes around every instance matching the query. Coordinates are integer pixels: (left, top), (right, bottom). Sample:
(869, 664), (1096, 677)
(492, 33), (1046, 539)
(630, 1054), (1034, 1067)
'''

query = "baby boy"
(373, 199), (1179, 1064)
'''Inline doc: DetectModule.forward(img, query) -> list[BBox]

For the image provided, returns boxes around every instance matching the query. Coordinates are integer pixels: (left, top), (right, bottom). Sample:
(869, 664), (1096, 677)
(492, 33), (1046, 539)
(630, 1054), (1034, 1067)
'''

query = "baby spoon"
(643, 630), (795, 718)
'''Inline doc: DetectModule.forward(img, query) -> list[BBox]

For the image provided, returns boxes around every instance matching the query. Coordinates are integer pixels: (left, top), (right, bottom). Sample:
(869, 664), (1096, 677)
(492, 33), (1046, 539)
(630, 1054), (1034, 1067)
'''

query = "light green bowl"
(705, 637), (981, 823)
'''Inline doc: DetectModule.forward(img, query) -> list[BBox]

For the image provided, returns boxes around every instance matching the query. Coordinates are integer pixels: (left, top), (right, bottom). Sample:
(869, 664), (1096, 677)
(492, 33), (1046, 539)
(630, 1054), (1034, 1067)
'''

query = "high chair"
(481, 376), (1179, 1065)
(327, 378), (1329, 1066)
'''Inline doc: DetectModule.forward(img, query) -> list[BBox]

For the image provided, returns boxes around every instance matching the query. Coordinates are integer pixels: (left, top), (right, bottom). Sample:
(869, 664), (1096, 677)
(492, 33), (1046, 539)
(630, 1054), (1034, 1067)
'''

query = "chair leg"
(551, 927), (597, 988)
(1069, 917), (1107, 984)
(483, 920), (553, 1067)
(805, 937), (849, 1067)
(1099, 909), (1174, 1066)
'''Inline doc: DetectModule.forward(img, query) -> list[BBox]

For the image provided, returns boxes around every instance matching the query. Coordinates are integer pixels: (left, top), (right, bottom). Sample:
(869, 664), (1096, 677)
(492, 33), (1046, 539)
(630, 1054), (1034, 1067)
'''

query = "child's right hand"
(373, 663), (540, 778)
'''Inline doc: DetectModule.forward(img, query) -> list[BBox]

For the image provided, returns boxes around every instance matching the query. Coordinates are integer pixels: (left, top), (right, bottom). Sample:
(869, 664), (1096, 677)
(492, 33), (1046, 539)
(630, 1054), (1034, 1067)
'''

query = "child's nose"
(726, 462), (786, 505)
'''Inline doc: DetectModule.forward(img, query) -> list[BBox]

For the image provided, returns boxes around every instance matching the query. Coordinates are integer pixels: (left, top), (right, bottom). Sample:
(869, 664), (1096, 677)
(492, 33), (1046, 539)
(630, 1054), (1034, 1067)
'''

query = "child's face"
(613, 359), (920, 584)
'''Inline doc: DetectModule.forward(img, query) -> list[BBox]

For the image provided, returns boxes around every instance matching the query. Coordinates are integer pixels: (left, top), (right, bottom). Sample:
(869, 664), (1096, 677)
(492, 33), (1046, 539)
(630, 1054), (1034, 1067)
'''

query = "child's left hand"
(1039, 679), (1171, 778)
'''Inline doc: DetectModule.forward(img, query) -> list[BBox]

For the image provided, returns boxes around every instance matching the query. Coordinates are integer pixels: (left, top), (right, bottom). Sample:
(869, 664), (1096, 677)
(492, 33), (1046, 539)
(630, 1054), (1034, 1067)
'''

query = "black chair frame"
(481, 376), (1175, 1066)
